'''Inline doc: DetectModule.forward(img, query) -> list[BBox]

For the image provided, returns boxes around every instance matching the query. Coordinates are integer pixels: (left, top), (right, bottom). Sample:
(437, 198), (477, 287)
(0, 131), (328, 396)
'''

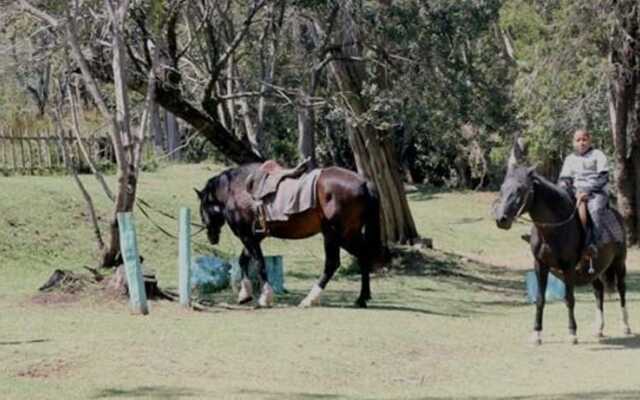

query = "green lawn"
(1, 164), (639, 399)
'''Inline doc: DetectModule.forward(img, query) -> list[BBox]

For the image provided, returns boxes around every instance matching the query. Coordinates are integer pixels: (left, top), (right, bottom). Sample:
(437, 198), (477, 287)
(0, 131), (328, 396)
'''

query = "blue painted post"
(178, 207), (192, 307)
(117, 212), (149, 315)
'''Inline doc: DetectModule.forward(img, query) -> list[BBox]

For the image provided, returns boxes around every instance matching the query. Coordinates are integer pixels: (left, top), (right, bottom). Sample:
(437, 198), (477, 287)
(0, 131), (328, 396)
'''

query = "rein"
(517, 186), (578, 228)
(136, 197), (206, 239)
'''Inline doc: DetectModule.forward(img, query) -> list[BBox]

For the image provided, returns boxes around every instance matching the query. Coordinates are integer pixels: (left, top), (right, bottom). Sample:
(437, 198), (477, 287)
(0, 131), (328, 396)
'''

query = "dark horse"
(196, 163), (383, 308)
(494, 141), (630, 345)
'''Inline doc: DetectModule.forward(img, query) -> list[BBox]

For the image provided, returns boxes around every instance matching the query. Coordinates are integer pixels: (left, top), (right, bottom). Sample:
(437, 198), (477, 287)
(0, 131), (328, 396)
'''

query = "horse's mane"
(532, 171), (574, 207)
(203, 163), (261, 199)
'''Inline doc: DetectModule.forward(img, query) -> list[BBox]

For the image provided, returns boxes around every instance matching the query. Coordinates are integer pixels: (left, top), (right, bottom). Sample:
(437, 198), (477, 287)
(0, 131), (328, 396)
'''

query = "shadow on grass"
(0, 339), (50, 346)
(406, 185), (455, 202)
(238, 389), (640, 400)
(390, 247), (524, 293)
(194, 246), (531, 317)
(286, 270), (320, 281)
(92, 386), (203, 399)
(237, 390), (345, 399)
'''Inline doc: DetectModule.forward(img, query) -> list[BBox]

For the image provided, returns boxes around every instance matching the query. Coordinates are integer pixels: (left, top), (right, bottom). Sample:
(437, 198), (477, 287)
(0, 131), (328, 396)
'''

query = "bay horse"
(494, 141), (630, 345)
(196, 163), (384, 308)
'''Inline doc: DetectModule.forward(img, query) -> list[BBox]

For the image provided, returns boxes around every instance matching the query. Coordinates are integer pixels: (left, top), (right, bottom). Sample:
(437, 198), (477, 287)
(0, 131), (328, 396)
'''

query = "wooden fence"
(0, 131), (154, 174)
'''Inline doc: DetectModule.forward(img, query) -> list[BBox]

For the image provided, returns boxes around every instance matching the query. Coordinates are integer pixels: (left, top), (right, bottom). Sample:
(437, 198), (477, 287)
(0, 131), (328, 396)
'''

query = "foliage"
(501, 0), (614, 174)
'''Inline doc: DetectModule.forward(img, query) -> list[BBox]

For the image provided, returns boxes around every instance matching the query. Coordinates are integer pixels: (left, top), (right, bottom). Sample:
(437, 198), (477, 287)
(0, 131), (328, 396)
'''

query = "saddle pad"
(263, 169), (321, 222)
(599, 208), (625, 245)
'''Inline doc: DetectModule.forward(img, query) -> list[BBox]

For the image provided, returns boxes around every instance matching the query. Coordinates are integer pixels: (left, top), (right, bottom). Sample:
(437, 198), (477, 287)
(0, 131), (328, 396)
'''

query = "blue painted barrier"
(525, 271), (566, 303)
(230, 255), (285, 294)
(191, 256), (232, 294)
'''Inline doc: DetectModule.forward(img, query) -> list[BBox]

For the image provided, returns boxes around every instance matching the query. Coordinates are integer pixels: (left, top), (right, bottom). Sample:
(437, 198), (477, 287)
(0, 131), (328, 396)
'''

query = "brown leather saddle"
(246, 158), (311, 234)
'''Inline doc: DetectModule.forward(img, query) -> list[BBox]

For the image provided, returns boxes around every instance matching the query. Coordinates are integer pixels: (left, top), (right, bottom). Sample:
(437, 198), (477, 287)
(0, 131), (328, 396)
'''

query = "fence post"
(117, 212), (149, 315)
(178, 207), (192, 307)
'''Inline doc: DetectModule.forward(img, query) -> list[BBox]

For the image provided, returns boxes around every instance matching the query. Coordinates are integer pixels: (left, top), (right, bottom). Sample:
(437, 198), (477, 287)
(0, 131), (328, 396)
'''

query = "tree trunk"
(101, 0), (137, 268)
(151, 102), (164, 156)
(297, 93), (316, 168)
(608, 14), (639, 244)
(328, 2), (418, 245)
(165, 110), (180, 160)
(608, 78), (638, 244)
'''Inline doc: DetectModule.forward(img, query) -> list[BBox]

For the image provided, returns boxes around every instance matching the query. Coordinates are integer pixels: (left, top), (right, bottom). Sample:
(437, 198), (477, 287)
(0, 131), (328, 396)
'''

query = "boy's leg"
(582, 193), (608, 273)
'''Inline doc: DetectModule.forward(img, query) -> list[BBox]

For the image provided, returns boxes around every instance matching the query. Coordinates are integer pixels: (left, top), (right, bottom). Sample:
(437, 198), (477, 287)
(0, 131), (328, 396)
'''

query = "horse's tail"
(363, 181), (388, 267)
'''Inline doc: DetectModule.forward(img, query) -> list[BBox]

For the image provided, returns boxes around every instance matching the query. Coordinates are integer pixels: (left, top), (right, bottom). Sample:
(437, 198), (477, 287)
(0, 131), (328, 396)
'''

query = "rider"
(558, 129), (609, 270)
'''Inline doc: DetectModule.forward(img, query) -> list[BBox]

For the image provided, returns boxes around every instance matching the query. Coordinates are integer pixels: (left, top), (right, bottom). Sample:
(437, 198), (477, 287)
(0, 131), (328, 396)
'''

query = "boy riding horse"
(558, 129), (609, 272)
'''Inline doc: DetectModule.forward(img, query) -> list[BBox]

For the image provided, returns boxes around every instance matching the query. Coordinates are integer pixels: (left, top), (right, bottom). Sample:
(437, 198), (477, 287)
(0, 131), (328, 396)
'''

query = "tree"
(19, 0), (157, 266)
(605, 1), (640, 244)
(327, 1), (418, 245)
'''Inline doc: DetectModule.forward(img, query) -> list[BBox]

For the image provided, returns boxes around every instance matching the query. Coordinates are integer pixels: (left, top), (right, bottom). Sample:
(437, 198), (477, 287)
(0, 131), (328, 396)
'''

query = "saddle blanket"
(598, 208), (625, 245)
(262, 169), (322, 222)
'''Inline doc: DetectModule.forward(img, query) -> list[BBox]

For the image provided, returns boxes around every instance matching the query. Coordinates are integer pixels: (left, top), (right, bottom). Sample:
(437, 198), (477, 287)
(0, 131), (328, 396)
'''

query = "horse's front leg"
(237, 248), (253, 304)
(299, 233), (340, 308)
(245, 241), (273, 308)
(531, 261), (549, 345)
(563, 268), (578, 344)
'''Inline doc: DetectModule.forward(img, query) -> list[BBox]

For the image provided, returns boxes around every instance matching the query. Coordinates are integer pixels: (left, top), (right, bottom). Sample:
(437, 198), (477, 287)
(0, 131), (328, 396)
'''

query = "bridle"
(516, 181), (578, 228)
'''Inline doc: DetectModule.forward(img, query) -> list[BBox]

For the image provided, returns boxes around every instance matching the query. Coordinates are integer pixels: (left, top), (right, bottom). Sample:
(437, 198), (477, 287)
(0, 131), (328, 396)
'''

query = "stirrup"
(253, 202), (269, 235)
(588, 258), (595, 274)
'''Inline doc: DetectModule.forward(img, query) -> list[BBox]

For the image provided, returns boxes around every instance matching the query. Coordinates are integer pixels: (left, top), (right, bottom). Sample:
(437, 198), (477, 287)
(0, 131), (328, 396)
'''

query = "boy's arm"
(558, 155), (574, 188)
(588, 150), (609, 193)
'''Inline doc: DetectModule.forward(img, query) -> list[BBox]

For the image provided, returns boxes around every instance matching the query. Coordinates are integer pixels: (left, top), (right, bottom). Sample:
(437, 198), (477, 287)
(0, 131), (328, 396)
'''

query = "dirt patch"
(16, 358), (71, 379)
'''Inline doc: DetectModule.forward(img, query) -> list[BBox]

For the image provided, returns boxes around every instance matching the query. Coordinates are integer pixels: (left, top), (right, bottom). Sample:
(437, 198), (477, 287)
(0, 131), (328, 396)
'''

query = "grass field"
(1, 164), (640, 400)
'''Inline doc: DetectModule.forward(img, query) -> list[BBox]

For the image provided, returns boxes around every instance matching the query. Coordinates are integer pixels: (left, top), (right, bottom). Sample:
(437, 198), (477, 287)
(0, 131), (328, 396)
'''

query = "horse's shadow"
(591, 334), (640, 351)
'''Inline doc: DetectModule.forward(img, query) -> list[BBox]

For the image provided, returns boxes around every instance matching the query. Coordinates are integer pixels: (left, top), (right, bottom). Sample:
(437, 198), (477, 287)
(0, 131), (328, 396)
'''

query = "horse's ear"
(194, 188), (203, 199)
(508, 135), (527, 169)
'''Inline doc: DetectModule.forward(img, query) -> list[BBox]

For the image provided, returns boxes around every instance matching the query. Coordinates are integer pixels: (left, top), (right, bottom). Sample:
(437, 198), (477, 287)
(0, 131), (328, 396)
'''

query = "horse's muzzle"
(207, 230), (220, 245)
(496, 216), (513, 230)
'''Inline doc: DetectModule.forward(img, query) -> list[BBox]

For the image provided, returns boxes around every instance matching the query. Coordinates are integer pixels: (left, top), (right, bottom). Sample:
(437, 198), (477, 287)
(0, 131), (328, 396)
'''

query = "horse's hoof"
(299, 284), (322, 308)
(258, 298), (273, 308)
(258, 284), (274, 308)
(593, 331), (605, 339)
(298, 297), (319, 308)
(530, 331), (542, 346)
(298, 300), (310, 308)
(355, 299), (368, 308)
(623, 326), (632, 336)
(568, 334), (578, 345)
(237, 279), (253, 305)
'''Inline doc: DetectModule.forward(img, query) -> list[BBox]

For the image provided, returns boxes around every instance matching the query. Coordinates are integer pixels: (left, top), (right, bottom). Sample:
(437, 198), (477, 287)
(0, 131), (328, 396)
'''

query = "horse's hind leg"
(592, 279), (605, 338)
(614, 259), (632, 335)
(340, 235), (371, 308)
(299, 232), (340, 308)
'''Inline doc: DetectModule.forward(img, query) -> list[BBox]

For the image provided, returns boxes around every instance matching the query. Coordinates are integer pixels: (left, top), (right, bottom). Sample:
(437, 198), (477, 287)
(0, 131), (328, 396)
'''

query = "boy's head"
(573, 129), (592, 155)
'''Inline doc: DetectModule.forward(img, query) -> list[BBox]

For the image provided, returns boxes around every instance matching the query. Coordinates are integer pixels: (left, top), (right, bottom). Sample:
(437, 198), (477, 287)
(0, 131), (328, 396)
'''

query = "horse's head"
(196, 173), (229, 245)
(494, 136), (536, 229)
